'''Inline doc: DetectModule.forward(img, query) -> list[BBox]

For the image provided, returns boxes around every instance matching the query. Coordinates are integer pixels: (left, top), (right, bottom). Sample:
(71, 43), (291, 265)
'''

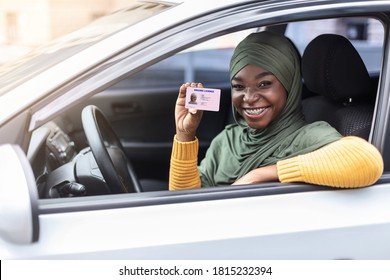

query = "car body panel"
(1, 183), (390, 259)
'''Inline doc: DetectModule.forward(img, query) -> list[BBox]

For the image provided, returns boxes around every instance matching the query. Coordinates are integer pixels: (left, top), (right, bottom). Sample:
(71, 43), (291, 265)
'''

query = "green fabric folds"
(198, 31), (341, 186)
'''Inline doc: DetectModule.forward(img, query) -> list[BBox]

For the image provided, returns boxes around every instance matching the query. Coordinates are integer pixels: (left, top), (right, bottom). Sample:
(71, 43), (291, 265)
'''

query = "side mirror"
(0, 144), (39, 244)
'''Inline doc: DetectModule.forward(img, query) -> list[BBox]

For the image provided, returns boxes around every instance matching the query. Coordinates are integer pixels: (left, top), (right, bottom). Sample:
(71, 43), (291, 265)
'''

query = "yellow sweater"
(169, 136), (383, 190)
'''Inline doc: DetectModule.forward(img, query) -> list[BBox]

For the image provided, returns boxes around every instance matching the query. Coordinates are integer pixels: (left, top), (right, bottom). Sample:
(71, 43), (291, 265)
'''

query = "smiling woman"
(169, 31), (383, 189)
(231, 66), (287, 129)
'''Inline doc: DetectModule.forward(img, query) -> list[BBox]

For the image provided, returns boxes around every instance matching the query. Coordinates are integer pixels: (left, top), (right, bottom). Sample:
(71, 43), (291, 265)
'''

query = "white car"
(1, 0), (390, 259)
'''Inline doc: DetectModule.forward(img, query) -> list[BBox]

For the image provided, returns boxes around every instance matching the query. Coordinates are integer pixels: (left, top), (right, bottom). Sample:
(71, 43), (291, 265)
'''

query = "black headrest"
(302, 34), (371, 102)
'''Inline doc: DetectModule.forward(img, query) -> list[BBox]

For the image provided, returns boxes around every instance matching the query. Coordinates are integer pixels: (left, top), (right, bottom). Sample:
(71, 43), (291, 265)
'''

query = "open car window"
(114, 17), (384, 93)
(111, 30), (255, 90)
(31, 16), (385, 201)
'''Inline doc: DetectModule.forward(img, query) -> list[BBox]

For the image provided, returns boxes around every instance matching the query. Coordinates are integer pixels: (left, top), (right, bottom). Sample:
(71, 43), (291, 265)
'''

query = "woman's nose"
(243, 88), (261, 103)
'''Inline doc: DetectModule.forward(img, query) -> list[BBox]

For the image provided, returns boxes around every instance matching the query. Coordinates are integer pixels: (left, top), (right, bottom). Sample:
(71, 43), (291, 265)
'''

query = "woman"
(169, 31), (383, 190)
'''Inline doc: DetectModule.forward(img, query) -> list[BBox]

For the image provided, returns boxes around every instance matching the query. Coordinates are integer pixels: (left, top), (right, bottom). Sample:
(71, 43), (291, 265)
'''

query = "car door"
(1, 152), (390, 260)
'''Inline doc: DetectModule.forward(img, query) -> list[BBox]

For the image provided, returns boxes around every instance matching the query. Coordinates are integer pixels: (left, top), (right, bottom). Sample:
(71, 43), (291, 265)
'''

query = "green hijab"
(198, 31), (342, 186)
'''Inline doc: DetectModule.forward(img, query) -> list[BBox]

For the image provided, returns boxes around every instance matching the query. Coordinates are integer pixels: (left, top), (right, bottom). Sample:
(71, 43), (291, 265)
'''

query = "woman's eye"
(258, 81), (272, 88)
(232, 84), (244, 90)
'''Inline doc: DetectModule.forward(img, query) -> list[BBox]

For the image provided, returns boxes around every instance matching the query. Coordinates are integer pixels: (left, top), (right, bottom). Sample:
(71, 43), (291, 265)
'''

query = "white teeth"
(245, 108), (267, 115)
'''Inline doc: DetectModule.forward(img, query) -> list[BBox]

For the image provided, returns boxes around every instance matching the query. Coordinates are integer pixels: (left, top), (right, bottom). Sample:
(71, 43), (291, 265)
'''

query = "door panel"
(3, 183), (390, 259)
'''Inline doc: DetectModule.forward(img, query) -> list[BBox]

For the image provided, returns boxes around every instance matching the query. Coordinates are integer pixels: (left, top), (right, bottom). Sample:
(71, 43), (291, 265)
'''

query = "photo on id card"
(185, 87), (221, 112)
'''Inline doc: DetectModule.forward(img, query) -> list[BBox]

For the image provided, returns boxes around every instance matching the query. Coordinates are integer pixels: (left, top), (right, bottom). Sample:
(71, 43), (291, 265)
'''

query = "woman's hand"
(232, 164), (279, 185)
(175, 82), (204, 142)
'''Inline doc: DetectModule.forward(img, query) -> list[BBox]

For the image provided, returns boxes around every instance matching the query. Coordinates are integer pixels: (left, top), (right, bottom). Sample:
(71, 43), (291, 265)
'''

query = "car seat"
(301, 34), (375, 140)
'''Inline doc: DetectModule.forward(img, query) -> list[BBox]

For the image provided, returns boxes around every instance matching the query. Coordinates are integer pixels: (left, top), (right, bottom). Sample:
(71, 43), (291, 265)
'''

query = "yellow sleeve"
(169, 135), (201, 191)
(277, 136), (383, 188)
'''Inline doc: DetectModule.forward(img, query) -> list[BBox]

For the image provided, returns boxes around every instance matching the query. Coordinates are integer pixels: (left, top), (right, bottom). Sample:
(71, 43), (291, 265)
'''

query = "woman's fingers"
(190, 82), (203, 88)
(189, 108), (198, 115)
(175, 82), (204, 141)
(177, 82), (203, 104)
(178, 83), (188, 97)
(182, 82), (204, 91)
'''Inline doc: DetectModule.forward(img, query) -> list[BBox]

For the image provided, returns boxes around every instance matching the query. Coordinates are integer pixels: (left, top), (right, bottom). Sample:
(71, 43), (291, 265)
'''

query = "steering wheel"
(81, 105), (142, 193)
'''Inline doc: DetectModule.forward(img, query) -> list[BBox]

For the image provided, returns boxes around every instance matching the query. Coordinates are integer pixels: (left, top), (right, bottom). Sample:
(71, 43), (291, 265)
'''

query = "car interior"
(301, 33), (375, 140)
(27, 16), (384, 198)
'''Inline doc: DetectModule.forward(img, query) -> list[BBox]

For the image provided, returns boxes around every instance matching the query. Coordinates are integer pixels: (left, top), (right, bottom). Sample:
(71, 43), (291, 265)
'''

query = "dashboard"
(28, 120), (110, 198)
(28, 122), (78, 197)
(28, 122), (76, 174)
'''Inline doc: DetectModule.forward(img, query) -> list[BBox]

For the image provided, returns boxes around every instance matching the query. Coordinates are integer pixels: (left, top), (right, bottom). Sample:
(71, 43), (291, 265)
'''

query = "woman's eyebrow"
(255, 71), (273, 79)
(232, 76), (243, 82)
(232, 71), (273, 82)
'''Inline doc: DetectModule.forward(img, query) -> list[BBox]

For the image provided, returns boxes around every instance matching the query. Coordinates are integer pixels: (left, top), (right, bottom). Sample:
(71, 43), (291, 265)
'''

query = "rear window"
(285, 17), (384, 74)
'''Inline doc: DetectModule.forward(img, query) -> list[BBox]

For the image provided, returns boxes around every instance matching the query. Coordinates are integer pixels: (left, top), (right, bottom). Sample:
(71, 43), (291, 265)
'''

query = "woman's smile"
(243, 106), (270, 116)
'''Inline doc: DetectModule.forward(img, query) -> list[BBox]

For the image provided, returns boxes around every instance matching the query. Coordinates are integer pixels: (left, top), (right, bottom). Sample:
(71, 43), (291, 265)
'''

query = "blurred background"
(0, 0), (131, 64)
(0, 0), (384, 70)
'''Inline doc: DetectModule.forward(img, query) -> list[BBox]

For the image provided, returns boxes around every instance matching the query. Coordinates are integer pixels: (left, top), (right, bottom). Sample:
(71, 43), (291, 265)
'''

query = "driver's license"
(185, 87), (221, 112)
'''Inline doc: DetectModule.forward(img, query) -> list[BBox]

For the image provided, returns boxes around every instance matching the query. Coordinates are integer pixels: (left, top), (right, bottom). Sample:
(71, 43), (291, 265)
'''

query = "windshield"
(0, 1), (173, 96)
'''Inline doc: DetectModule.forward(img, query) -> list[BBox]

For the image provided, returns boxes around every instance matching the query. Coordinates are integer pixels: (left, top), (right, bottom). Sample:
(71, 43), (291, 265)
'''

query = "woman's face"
(231, 64), (287, 129)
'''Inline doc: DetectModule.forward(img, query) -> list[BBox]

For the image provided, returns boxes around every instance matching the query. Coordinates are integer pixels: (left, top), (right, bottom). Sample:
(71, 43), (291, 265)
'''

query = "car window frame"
(29, 3), (390, 212)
